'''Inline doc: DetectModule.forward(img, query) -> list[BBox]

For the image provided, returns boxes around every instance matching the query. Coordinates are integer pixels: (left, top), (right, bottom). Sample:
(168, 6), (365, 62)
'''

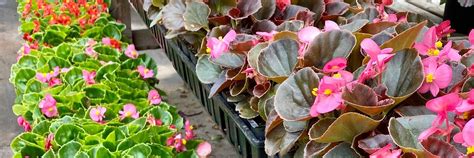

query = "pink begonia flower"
(85, 47), (97, 58)
(39, 94), (58, 118)
(298, 26), (321, 44)
(435, 20), (455, 38)
(243, 67), (256, 79)
(323, 57), (347, 73)
(453, 119), (474, 156)
(310, 76), (344, 117)
(256, 31), (278, 41)
(137, 65), (154, 79)
(167, 134), (187, 152)
(102, 37), (112, 46)
(148, 89), (162, 105)
(125, 44), (139, 59)
(17, 44), (31, 61)
(119, 104), (139, 120)
(361, 38), (394, 71)
(206, 29), (237, 59)
(82, 70), (96, 85)
(469, 29), (474, 49)
(457, 89), (474, 113)
(185, 120), (194, 140)
(324, 20), (340, 32)
(418, 61), (452, 96)
(369, 144), (401, 158)
(146, 115), (163, 126)
(17, 116), (31, 132)
(196, 141), (212, 158)
(36, 67), (60, 83)
(276, 0), (291, 11)
(48, 77), (62, 87)
(422, 41), (461, 64)
(418, 93), (461, 140)
(45, 133), (54, 151)
(414, 27), (442, 56)
(86, 39), (97, 47)
(89, 106), (106, 123)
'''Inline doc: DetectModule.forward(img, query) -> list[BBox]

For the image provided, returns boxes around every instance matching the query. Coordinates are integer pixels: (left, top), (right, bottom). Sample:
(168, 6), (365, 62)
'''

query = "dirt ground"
(0, 1), (238, 157)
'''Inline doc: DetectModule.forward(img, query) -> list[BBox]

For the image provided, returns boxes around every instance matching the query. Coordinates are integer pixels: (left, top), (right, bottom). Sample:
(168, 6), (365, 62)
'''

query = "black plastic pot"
(444, 0), (474, 34)
(129, 1), (267, 157)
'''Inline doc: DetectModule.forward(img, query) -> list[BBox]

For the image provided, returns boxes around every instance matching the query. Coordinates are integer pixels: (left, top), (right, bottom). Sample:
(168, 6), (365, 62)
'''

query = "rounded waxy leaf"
(257, 38), (299, 82)
(342, 82), (395, 117)
(183, 2), (210, 31)
(274, 68), (319, 121)
(162, 0), (186, 30)
(303, 30), (356, 69)
(380, 21), (427, 53)
(381, 49), (423, 104)
(196, 55), (222, 84)
(265, 122), (305, 156)
(304, 141), (331, 158)
(358, 134), (394, 154)
(210, 52), (245, 69)
(248, 42), (268, 70)
(388, 115), (437, 155)
(309, 112), (382, 143)
(235, 101), (259, 119)
(55, 124), (86, 145)
(254, 0), (276, 20)
(323, 142), (360, 158)
(276, 20), (304, 32)
(58, 141), (82, 158)
(231, 0), (262, 20)
(341, 19), (369, 32)
(421, 137), (463, 158)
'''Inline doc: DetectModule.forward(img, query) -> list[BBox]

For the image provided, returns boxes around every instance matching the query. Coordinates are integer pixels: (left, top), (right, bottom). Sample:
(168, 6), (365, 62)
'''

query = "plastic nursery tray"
(129, 1), (267, 157)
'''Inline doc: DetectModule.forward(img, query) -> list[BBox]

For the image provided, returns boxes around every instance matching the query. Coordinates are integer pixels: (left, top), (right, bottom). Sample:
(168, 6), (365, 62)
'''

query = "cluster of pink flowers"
(36, 66), (62, 87)
(166, 120), (196, 153)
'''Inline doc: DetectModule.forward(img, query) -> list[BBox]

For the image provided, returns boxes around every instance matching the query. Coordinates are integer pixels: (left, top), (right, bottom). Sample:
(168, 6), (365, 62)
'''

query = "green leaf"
(12, 104), (28, 116)
(323, 142), (360, 158)
(254, 0), (276, 20)
(247, 42), (268, 70)
(20, 21), (35, 33)
(276, 20), (304, 32)
(341, 19), (369, 32)
(11, 133), (45, 157)
(388, 115), (437, 155)
(380, 21), (427, 53)
(196, 55), (223, 84)
(231, 0), (262, 20)
(58, 141), (81, 158)
(420, 137), (463, 158)
(43, 29), (67, 46)
(208, 0), (236, 14)
(309, 112), (382, 143)
(32, 121), (51, 135)
(358, 134), (394, 154)
(265, 122), (304, 156)
(48, 56), (71, 68)
(88, 146), (113, 158)
(210, 52), (245, 69)
(75, 151), (89, 158)
(42, 149), (55, 158)
(162, 0), (186, 30)
(102, 24), (122, 40)
(381, 49), (423, 105)
(55, 124), (85, 145)
(303, 30), (356, 69)
(18, 55), (38, 69)
(257, 39), (299, 82)
(176, 150), (198, 158)
(304, 140), (331, 158)
(183, 2), (210, 31)
(96, 63), (120, 81)
(125, 144), (152, 158)
(14, 68), (36, 93)
(64, 67), (83, 85)
(342, 82), (395, 117)
(235, 100), (259, 119)
(274, 68), (319, 121)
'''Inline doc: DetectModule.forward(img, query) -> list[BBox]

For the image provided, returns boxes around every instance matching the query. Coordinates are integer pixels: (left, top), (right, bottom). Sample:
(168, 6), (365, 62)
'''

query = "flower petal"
(298, 26), (321, 43)
(434, 64), (452, 88)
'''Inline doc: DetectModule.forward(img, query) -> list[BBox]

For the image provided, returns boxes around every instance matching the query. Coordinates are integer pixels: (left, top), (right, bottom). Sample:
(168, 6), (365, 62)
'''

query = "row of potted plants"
(10, 0), (210, 157)
(149, 0), (474, 157)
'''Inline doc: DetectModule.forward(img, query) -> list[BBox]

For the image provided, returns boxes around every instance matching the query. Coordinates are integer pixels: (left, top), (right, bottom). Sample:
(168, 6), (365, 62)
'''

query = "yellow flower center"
(189, 125), (194, 130)
(95, 110), (101, 116)
(427, 49), (440, 56)
(131, 51), (137, 56)
(206, 47), (211, 53)
(143, 69), (149, 74)
(182, 139), (187, 145)
(331, 65), (340, 70)
(333, 73), (342, 79)
(125, 112), (131, 117)
(323, 89), (332, 96)
(312, 88), (318, 96)
(461, 112), (470, 119)
(435, 41), (443, 49)
(426, 73), (435, 83)
(48, 107), (54, 112)
(218, 36), (223, 40)
(468, 146), (474, 155)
